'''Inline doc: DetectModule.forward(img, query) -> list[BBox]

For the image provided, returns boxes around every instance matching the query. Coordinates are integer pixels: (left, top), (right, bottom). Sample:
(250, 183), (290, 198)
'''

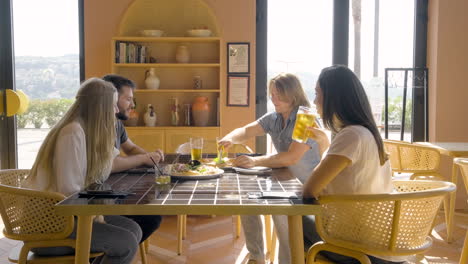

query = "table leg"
(75, 215), (93, 264)
(288, 215), (305, 264)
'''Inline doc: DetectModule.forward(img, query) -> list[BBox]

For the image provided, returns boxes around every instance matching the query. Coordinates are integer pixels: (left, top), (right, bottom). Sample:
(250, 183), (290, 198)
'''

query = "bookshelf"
(112, 0), (222, 153)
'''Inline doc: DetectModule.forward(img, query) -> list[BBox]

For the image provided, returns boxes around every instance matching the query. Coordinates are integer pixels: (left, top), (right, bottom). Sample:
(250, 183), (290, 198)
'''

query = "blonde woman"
(25, 78), (142, 264)
(219, 73), (327, 264)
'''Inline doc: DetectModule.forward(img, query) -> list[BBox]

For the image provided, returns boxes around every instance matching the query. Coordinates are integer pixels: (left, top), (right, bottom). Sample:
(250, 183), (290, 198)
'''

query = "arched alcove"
(119, 0), (220, 37)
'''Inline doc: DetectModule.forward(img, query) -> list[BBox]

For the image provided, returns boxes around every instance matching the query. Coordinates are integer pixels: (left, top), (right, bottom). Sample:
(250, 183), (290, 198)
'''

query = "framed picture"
(227, 75), (250, 107)
(227, 42), (250, 74)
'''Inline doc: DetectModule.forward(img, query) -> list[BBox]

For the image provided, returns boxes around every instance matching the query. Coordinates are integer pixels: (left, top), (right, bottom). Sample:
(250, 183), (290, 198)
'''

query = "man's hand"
(141, 149), (164, 167)
(233, 155), (256, 168)
(217, 139), (233, 150)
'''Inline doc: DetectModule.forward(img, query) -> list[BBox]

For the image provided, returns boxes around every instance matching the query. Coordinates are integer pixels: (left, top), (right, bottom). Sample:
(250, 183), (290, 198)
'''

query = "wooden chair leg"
(177, 215), (184, 255)
(447, 164), (459, 243)
(460, 230), (468, 264)
(264, 215), (272, 259)
(144, 239), (149, 253)
(236, 215), (241, 238)
(139, 242), (148, 264)
(269, 227), (277, 263)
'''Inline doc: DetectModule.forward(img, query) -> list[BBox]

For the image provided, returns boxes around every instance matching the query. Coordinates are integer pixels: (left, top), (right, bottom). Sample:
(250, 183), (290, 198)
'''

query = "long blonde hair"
(28, 78), (117, 190)
(268, 73), (310, 109)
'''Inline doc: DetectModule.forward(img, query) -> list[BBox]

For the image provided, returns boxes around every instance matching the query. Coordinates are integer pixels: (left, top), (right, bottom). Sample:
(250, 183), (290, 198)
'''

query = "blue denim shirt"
(257, 108), (321, 183)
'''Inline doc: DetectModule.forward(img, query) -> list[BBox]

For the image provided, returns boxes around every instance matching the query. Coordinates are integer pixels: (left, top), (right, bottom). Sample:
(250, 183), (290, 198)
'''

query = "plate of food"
(233, 166), (272, 175)
(166, 161), (224, 180)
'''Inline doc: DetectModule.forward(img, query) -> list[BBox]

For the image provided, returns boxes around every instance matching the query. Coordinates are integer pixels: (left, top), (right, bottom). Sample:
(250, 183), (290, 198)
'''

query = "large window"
(266, 0), (419, 145)
(268, 0), (333, 111)
(13, 0), (80, 168)
(349, 0), (415, 141)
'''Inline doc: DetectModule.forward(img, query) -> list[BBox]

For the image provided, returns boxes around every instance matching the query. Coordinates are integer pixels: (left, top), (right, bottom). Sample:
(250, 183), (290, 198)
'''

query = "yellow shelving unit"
(111, 0), (222, 153)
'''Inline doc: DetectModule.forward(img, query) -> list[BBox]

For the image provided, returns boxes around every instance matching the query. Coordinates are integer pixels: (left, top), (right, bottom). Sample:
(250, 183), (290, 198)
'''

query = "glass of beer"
(190, 137), (203, 160)
(292, 106), (317, 143)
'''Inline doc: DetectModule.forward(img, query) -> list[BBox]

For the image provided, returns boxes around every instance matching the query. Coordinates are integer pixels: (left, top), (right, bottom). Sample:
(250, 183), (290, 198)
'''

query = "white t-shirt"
(25, 121), (118, 196)
(322, 125), (393, 195)
(322, 125), (405, 262)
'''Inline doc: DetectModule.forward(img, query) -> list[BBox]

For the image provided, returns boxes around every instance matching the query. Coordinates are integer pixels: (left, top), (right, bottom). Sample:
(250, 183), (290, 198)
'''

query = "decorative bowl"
(187, 29), (212, 37)
(140, 29), (164, 37)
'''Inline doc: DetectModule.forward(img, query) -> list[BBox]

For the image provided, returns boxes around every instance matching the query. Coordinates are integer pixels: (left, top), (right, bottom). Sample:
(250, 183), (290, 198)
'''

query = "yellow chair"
(0, 169), (147, 264)
(450, 158), (468, 264)
(383, 139), (443, 180)
(306, 180), (456, 264)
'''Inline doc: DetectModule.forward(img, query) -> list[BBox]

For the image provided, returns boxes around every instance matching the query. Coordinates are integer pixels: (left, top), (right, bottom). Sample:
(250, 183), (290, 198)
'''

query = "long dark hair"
(318, 65), (388, 165)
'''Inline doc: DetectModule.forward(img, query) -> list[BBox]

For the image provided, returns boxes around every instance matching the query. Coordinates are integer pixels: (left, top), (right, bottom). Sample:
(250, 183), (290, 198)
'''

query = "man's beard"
(116, 111), (128, 120)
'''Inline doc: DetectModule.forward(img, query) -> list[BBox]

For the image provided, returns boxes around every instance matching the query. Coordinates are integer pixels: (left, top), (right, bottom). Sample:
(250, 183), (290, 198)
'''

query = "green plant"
(28, 100), (46, 128)
(382, 96), (412, 129)
(16, 113), (29, 128)
(43, 98), (74, 127)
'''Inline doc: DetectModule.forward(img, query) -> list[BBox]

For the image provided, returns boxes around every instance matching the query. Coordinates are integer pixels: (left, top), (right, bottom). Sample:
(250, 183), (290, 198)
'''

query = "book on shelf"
(115, 42), (147, 63)
(119, 42), (127, 63)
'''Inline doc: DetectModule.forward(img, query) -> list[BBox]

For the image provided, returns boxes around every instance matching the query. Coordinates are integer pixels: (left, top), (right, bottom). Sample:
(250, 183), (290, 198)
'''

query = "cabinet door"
(165, 128), (219, 154)
(126, 128), (165, 152)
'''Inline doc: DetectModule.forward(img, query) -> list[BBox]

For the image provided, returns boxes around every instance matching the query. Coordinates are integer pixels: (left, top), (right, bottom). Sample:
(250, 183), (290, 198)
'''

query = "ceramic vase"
(175, 45), (190, 63)
(170, 98), (180, 126)
(192, 96), (210, 126)
(145, 68), (160, 90)
(143, 104), (157, 127)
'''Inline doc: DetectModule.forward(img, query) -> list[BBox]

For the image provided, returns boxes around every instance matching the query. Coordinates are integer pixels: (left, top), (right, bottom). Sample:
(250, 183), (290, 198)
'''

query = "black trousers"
(124, 215), (162, 243)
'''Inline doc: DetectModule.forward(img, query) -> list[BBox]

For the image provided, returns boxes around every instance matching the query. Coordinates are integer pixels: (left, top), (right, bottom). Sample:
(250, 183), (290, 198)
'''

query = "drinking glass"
(190, 137), (203, 160)
(292, 106), (317, 143)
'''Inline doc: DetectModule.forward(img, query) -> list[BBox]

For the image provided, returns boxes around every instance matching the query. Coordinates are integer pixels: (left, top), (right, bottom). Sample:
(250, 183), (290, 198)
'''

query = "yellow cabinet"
(165, 128), (219, 153)
(126, 127), (165, 152)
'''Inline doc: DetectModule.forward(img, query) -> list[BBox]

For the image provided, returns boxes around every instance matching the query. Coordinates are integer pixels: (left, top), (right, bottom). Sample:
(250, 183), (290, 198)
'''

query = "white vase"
(145, 68), (160, 90)
(143, 104), (157, 127)
(175, 45), (190, 63)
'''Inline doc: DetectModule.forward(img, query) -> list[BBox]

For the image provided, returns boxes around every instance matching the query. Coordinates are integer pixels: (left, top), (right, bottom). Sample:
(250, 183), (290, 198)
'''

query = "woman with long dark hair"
(302, 65), (402, 264)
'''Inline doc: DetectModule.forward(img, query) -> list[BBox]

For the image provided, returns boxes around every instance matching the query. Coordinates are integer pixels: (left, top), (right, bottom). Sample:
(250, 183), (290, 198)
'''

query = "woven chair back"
(316, 180), (455, 257)
(0, 169), (74, 242)
(383, 140), (440, 174)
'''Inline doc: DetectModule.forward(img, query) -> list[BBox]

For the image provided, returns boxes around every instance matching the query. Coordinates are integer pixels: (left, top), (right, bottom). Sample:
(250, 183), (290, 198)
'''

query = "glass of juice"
(292, 106), (317, 143)
(190, 137), (203, 160)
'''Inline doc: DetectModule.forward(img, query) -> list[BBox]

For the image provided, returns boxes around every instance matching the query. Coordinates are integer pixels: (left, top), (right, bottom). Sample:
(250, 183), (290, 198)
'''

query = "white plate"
(168, 166), (224, 180)
(233, 166), (272, 175)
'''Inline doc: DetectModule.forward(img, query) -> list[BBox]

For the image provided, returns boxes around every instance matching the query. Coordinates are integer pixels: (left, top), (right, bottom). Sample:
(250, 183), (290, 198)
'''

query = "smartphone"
(260, 191), (298, 199)
(85, 183), (114, 194)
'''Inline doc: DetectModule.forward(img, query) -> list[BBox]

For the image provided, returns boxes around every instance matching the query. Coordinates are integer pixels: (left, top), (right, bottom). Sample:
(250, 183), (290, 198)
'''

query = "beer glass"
(292, 106), (317, 143)
(190, 137), (203, 160)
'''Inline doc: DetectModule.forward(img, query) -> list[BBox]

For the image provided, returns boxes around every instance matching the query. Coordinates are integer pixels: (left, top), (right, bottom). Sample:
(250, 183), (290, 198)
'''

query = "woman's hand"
(233, 155), (256, 168)
(306, 125), (330, 156)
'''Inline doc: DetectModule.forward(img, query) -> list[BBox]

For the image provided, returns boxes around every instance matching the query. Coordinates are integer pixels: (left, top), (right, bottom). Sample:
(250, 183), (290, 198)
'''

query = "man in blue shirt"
(219, 73), (328, 264)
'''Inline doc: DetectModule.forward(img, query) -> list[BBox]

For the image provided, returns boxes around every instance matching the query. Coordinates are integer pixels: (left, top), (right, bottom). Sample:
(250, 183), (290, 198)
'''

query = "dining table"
(55, 155), (321, 264)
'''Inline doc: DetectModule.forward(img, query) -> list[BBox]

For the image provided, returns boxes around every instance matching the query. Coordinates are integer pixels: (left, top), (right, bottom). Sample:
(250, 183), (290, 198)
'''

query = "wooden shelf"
(113, 63), (220, 68)
(134, 89), (220, 93)
(113, 37), (220, 42)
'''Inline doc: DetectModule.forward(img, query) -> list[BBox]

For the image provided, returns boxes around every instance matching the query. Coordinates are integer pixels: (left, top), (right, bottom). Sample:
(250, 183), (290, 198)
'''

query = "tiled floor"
(0, 213), (466, 264)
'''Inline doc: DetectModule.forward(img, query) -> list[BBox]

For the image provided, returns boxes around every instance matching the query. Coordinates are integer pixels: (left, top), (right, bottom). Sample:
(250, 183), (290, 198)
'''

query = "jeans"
(33, 215), (142, 264)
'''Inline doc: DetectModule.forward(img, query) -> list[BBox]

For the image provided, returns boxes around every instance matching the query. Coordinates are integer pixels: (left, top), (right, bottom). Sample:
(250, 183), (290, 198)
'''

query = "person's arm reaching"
(234, 141), (311, 168)
(218, 121), (265, 149)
